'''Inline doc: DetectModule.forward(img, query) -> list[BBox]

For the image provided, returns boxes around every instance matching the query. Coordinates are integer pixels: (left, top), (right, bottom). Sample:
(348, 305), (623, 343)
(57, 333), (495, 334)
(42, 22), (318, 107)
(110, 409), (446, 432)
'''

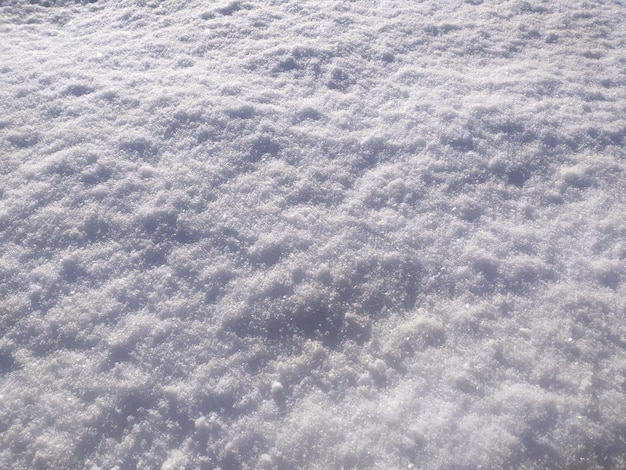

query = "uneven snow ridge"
(1, 0), (625, 468)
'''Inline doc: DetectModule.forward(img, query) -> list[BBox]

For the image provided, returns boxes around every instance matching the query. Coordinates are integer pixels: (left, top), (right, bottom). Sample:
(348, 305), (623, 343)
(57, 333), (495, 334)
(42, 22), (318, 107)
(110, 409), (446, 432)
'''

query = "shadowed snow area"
(1, 0), (626, 468)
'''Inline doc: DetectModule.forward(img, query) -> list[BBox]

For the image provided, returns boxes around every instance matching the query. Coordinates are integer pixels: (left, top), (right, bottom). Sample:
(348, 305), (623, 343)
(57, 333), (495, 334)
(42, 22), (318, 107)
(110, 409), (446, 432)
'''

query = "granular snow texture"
(1, 0), (625, 469)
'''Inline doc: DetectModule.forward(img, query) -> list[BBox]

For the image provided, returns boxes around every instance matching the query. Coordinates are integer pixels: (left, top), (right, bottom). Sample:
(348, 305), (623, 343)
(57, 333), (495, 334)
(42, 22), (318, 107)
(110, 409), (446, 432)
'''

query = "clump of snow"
(1, 0), (625, 468)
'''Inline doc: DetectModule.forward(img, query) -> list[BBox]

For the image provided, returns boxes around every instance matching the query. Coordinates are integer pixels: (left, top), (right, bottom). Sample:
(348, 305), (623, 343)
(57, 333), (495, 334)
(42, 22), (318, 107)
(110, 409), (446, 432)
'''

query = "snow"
(1, 0), (625, 468)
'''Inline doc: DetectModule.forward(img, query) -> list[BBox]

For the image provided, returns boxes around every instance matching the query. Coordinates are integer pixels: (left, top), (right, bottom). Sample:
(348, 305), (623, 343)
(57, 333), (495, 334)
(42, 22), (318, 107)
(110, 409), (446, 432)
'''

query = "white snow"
(1, 0), (625, 468)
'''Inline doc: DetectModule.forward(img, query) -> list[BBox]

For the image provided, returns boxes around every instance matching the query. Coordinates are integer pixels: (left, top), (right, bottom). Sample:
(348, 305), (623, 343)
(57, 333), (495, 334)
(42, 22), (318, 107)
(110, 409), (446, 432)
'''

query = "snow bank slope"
(1, 1), (625, 468)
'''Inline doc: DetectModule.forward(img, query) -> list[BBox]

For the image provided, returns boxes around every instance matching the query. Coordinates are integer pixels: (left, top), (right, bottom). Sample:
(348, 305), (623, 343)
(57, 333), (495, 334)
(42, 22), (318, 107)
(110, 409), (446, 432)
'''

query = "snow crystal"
(1, 0), (625, 469)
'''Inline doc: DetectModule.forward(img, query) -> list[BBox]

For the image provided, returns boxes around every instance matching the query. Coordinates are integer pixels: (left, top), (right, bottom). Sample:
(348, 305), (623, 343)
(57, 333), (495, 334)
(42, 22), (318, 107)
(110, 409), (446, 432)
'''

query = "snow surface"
(1, 0), (625, 468)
